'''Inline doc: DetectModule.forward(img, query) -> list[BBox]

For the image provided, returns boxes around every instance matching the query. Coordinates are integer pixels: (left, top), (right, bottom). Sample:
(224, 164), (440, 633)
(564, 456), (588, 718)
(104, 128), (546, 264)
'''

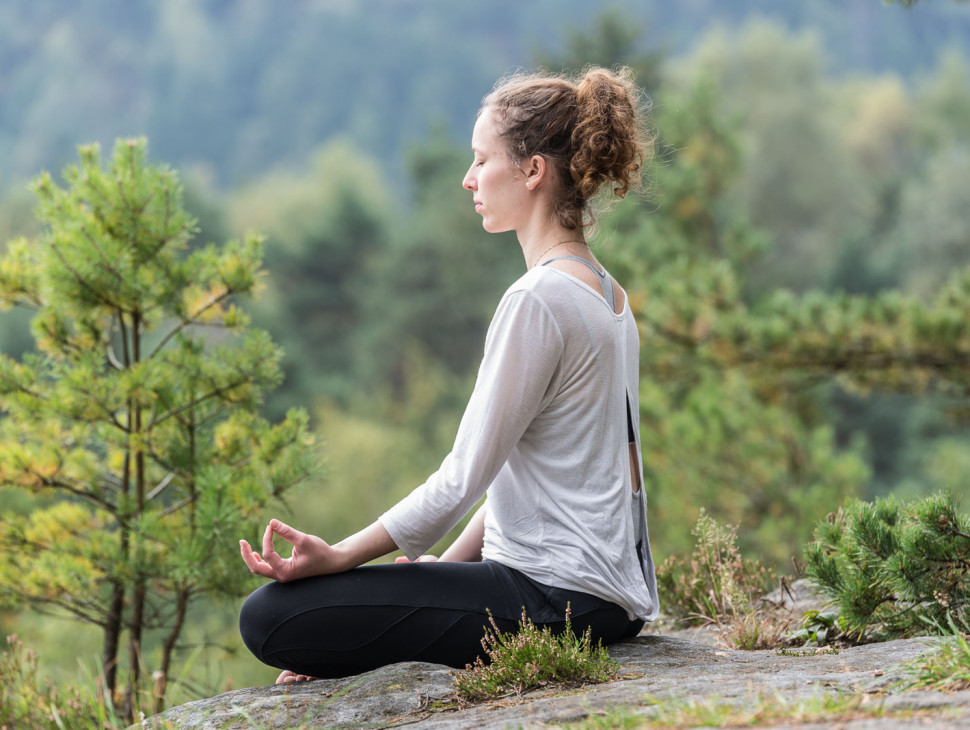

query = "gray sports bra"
(542, 254), (616, 312)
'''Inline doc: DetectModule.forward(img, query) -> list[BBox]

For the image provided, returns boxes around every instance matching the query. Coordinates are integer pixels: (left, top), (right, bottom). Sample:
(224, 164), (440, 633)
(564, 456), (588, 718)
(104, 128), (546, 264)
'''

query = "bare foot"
(276, 670), (317, 684)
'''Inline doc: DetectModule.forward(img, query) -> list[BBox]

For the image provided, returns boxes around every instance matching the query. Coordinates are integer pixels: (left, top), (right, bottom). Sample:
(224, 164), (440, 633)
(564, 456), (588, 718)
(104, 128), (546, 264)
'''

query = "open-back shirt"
(379, 264), (659, 621)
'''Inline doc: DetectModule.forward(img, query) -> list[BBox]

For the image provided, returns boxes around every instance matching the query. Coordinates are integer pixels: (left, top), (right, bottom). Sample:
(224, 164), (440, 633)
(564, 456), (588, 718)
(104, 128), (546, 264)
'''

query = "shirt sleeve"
(379, 287), (564, 559)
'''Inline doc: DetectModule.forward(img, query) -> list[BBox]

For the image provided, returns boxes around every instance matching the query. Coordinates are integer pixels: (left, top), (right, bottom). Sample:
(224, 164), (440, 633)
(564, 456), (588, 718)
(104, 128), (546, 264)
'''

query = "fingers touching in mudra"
(239, 519), (337, 583)
(242, 518), (399, 584)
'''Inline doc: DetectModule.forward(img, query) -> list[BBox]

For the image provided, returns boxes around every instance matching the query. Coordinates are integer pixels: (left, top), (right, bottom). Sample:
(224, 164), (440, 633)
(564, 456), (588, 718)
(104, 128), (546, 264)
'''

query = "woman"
(239, 66), (659, 683)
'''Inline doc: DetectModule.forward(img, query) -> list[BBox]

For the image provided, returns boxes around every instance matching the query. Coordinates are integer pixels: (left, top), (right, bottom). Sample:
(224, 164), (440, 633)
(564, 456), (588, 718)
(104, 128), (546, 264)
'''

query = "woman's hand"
(240, 519), (398, 582)
(393, 554), (439, 563)
(240, 519), (345, 582)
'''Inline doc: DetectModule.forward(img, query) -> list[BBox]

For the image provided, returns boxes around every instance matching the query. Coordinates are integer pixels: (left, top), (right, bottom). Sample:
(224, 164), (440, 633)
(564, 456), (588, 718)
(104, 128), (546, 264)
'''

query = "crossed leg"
(239, 560), (640, 680)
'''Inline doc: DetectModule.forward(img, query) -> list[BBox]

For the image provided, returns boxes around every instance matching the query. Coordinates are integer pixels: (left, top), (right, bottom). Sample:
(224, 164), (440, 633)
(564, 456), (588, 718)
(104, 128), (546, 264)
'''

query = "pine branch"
(48, 239), (120, 311)
(148, 287), (237, 359)
(158, 495), (194, 518)
(79, 224), (125, 284)
(31, 471), (117, 512)
(143, 185), (176, 263)
(145, 472), (176, 501)
(107, 341), (125, 370)
(117, 310), (131, 368)
(15, 596), (112, 629)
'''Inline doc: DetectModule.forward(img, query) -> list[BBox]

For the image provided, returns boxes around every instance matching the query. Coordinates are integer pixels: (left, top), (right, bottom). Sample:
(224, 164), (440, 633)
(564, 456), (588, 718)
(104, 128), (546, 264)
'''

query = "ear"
(523, 155), (548, 190)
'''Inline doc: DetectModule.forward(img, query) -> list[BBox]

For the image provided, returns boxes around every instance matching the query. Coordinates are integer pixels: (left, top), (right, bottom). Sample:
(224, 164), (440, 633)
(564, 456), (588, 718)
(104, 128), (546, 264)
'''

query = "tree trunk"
(125, 313), (147, 722)
(155, 588), (191, 714)
(124, 580), (146, 722)
(102, 579), (125, 702)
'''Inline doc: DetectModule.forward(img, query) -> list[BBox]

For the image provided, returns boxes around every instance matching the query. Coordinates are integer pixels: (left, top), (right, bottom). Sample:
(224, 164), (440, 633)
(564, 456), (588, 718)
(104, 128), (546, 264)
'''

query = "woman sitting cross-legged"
(238, 65), (659, 683)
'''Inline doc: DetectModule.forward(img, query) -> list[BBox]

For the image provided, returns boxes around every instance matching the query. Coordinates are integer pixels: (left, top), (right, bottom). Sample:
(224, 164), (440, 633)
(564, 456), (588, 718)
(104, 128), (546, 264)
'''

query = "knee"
(238, 583), (279, 662)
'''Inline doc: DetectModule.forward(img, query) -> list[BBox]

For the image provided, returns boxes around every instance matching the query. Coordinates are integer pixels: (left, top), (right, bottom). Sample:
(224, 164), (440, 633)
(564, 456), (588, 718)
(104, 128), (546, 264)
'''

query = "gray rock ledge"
(132, 635), (970, 729)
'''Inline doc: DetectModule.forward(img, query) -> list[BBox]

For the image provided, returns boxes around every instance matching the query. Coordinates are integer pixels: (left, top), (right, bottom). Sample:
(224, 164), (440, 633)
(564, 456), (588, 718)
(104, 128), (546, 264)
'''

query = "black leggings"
(239, 560), (643, 678)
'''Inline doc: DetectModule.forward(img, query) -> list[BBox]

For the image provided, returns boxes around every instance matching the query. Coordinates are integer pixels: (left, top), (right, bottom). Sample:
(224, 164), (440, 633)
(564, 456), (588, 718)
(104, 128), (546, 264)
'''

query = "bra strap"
(542, 254), (616, 311)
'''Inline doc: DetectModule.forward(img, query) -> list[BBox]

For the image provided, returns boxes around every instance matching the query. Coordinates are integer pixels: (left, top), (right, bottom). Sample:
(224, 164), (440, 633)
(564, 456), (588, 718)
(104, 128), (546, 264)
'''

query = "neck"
(529, 239), (588, 269)
(512, 188), (587, 269)
(521, 227), (587, 270)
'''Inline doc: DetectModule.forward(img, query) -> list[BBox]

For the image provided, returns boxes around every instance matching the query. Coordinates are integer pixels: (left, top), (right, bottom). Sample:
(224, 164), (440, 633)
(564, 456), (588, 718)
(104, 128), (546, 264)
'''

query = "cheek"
(483, 168), (512, 197)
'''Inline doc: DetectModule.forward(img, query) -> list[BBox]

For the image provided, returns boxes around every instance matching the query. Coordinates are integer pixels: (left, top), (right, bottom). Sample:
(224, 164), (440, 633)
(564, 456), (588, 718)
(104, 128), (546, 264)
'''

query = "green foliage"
(0, 138), (316, 715)
(0, 634), (55, 729)
(308, 348), (472, 545)
(805, 492), (970, 641)
(0, 634), (174, 730)
(636, 22), (970, 522)
(452, 608), (619, 706)
(2, 1), (967, 190)
(600, 72), (870, 564)
(532, 5), (663, 94)
(590, 39), (970, 565)
(791, 610), (847, 647)
(354, 138), (523, 393)
(229, 141), (393, 417)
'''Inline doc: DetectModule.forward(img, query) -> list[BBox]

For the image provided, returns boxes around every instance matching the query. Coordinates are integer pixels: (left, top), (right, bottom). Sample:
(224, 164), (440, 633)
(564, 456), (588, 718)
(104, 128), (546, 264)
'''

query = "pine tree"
(805, 492), (970, 640)
(0, 139), (316, 717)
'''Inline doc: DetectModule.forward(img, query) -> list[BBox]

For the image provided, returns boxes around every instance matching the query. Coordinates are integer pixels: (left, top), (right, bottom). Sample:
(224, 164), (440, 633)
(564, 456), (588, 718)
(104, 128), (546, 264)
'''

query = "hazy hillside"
(1, 0), (968, 190)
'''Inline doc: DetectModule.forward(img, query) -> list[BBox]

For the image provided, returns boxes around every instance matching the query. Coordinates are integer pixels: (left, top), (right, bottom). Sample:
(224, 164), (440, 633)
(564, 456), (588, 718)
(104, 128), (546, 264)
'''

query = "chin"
(482, 219), (511, 234)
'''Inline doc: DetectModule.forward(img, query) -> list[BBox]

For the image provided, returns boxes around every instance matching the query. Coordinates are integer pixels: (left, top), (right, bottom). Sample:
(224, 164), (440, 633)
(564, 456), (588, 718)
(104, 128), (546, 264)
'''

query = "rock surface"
(133, 632), (970, 729)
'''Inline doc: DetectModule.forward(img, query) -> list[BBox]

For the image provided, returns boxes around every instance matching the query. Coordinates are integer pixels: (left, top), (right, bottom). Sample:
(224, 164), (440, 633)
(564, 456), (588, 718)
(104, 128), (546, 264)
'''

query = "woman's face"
(462, 107), (529, 233)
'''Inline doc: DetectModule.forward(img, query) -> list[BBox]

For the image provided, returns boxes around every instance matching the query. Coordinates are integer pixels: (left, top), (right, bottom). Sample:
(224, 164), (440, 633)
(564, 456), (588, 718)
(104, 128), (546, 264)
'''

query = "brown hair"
(482, 66), (651, 231)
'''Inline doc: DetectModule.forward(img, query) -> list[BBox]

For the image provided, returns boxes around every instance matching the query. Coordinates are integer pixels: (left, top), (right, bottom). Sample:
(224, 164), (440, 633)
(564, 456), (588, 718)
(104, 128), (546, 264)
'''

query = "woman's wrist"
(332, 521), (398, 571)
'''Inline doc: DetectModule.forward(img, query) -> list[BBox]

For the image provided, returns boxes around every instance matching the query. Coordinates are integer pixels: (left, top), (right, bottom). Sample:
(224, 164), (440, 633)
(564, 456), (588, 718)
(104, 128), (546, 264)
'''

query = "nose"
(462, 165), (476, 191)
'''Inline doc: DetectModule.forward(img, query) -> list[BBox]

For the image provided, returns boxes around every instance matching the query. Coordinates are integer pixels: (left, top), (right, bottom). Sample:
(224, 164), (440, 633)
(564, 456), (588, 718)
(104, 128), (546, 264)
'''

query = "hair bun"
(572, 67), (645, 203)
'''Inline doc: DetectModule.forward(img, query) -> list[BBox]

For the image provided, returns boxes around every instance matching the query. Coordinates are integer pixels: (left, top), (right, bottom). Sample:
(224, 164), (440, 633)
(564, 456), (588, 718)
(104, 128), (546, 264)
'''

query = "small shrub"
(804, 491), (970, 642)
(656, 509), (777, 626)
(655, 510), (790, 648)
(452, 607), (619, 706)
(721, 606), (795, 651)
(1, 634), (53, 730)
(791, 610), (847, 647)
(0, 634), (168, 730)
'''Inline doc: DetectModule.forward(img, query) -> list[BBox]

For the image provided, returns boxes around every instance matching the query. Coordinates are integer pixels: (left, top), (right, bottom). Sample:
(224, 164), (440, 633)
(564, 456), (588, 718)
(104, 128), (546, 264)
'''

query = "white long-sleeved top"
(379, 265), (659, 621)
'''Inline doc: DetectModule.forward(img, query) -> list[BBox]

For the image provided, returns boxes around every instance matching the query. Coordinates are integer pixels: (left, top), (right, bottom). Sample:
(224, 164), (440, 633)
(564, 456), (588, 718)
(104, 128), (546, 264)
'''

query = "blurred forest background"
(1, 0), (969, 700)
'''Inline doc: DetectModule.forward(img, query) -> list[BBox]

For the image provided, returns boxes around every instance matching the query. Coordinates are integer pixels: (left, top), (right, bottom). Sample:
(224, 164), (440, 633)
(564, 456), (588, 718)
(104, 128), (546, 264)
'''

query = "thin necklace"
(531, 240), (587, 269)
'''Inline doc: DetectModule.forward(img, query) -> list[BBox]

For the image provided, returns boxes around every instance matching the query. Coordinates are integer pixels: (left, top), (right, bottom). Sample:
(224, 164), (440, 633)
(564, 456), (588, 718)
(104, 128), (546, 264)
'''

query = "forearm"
(331, 520), (399, 571)
(439, 503), (486, 562)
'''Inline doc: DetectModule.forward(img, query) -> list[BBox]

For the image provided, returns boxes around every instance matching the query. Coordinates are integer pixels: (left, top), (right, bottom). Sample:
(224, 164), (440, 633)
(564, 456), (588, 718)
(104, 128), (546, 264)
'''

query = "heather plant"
(452, 607), (619, 706)
(804, 491), (970, 641)
(0, 634), (175, 730)
(657, 510), (776, 624)
(655, 510), (788, 648)
(0, 634), (54, 730)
